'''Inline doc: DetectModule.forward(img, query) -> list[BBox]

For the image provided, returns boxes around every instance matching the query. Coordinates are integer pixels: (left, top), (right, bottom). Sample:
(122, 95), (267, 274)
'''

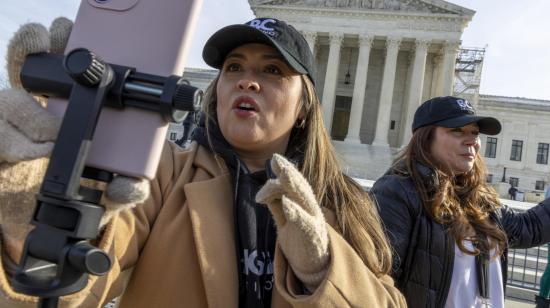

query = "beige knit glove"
(256, 154), (330, 293)
(0, 19), (149, 264)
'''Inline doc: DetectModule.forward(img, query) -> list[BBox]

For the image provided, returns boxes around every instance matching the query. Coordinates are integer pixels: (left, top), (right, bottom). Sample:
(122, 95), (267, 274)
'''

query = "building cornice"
(250, 0), (475, 17)
(421, 0), (475, 16)
(183, 67), (219, 79)
(252, 4), (471, 20)
(479, 94), (550, 112)
(251, 5), (471, 34)
(480, 94), (550, 106)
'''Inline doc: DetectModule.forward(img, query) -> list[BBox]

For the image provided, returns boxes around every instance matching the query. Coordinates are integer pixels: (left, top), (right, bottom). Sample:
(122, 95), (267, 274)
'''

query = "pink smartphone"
(47, 0), (202, 180)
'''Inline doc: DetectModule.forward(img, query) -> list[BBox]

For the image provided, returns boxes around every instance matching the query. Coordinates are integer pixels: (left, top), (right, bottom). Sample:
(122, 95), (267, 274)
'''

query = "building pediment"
(250, 0), (474, 16)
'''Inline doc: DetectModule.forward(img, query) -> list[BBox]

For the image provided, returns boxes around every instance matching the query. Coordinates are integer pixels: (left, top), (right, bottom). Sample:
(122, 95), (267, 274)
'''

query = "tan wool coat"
(0, 142), (406, 307)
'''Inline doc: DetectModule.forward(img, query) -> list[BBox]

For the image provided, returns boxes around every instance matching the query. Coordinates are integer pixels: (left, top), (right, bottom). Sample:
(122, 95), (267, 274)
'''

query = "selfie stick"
(11, 49), (202, 308)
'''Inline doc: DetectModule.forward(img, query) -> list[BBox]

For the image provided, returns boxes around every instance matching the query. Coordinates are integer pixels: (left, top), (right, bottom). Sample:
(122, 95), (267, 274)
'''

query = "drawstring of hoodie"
(233, 158), (244, 302)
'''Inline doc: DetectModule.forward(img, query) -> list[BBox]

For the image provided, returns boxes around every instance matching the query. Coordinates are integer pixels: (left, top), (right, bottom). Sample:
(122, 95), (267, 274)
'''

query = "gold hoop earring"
(295, 118), (306, 129)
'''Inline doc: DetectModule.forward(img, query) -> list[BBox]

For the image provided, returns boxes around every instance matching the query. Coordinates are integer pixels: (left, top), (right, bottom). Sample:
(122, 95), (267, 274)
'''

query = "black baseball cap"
(412, 96), (501, 135)
(202, 18), (316, 85)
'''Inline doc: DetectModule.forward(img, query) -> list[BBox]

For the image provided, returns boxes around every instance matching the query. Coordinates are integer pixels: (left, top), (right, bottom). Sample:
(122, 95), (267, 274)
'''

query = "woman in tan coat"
(0, 17), (405, 307)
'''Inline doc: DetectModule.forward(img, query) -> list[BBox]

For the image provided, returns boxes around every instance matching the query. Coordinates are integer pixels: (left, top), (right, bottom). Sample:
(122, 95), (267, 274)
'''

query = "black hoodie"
(192, 116), (304, 308)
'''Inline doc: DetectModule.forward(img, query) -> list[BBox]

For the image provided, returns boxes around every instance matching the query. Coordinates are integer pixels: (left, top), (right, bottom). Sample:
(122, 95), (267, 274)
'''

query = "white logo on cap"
(456, 99), (473, 111)
(247, 19), (277, 37)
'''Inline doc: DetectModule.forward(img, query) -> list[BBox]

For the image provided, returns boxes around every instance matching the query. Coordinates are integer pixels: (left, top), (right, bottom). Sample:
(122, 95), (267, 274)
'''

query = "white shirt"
(444, 241), (504, 308)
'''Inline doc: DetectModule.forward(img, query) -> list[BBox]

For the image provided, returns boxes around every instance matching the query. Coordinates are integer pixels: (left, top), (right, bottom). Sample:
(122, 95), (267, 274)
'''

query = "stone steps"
(332, 141), (397, 180)
(509, 253), (547, 272)
(506, 246), (548, 302)
(506, 285), (538, 302)
(514, 244), (548, 258)
(508, 265), (543, 286)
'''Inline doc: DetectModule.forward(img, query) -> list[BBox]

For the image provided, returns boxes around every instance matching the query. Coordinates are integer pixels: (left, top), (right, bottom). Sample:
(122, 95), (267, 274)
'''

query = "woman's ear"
(294, 107), (306, 129)
(298, 107), (306, 121)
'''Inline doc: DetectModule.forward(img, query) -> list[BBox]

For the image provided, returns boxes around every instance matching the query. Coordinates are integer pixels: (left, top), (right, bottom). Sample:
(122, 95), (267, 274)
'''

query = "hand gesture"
(256, 154), (330, 292)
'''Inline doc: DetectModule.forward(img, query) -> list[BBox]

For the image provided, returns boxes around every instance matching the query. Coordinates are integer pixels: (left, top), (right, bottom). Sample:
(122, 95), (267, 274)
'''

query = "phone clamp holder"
(11, 48), (202, 308)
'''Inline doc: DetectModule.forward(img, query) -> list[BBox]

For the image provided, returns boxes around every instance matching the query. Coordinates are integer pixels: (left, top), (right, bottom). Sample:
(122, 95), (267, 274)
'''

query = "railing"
(502, 199), (547, 302)
(507, 244), (547, 295)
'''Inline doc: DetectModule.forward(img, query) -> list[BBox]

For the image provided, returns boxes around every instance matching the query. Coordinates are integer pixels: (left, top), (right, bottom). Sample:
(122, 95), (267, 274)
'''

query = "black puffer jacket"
(371, 164), (550, 308)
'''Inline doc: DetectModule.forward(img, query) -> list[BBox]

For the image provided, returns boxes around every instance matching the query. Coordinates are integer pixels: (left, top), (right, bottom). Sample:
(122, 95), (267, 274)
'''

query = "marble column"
(344, 34), (373, 143)
(397, 52), (414, 147)
(372, 36), (401, 146)
(430, 55), (442, 98)
(401, 39), (430, 146)
(302, 31), (317, 55)
(321, 32), (344, 132)
(439, 41), (460, 96)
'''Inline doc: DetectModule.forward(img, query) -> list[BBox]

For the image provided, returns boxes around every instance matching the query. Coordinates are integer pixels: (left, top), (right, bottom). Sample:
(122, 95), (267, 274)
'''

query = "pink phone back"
(47, 0), (202, 179)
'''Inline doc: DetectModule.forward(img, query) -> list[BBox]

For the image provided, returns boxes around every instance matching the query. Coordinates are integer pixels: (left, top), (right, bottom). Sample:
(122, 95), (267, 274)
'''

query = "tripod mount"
(10, 48), (202, 307)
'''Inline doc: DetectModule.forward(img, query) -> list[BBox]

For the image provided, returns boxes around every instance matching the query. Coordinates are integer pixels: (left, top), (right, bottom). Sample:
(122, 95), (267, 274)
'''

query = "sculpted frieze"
(250, 0), (458, 14)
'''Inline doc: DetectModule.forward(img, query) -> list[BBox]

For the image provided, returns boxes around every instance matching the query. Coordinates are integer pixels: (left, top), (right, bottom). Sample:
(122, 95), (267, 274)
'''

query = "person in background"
(175, 79), (201, 148)
(508, 184), (518, 200)
(371, 96), (550, 308)
(0, 17), (405, 307)
(175, 108), (200, 148)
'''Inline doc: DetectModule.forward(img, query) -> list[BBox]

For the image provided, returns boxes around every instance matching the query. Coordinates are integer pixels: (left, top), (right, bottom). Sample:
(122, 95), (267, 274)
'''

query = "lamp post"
(344, 48), (352, 85)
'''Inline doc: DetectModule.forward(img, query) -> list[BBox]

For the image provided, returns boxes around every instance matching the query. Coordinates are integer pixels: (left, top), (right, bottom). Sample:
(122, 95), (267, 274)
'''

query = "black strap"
(474, 233), (491, 300)
(475, 250), (490, 299)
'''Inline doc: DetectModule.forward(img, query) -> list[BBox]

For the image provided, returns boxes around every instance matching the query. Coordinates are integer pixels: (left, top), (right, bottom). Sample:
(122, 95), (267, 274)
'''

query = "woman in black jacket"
(371, 96), (550, 308)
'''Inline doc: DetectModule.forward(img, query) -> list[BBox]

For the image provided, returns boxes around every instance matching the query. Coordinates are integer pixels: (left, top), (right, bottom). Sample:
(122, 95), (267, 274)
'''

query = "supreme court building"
(169, 0), (550, 199)
(250, 0), (473, 149)
(175, 0), (476, 179)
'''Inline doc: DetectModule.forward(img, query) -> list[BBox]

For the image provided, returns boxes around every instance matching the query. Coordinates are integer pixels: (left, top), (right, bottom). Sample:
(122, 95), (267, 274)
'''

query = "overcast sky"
(1, 0), (548, 100)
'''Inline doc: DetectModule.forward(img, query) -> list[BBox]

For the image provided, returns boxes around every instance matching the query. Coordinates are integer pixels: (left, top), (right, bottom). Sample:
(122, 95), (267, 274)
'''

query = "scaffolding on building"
(454, 46), (486, 101)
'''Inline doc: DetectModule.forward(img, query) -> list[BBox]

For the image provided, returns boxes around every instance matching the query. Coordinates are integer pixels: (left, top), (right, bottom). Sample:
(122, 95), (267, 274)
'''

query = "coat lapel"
(185, 172), (238, 308)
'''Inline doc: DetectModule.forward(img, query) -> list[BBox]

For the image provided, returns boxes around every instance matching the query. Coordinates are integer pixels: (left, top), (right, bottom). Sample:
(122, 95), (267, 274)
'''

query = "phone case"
(47, 0), (202, 180)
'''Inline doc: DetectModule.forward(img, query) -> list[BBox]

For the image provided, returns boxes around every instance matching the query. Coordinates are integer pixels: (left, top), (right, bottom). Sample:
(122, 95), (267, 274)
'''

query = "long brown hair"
(396, 125), (507, 256)
(202, 74), (393, 276)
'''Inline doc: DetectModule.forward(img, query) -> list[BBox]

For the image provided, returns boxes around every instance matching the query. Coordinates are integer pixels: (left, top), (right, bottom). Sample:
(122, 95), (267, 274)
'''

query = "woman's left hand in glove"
(256, 153), (329, 293)
(0, 18), (150, 266)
